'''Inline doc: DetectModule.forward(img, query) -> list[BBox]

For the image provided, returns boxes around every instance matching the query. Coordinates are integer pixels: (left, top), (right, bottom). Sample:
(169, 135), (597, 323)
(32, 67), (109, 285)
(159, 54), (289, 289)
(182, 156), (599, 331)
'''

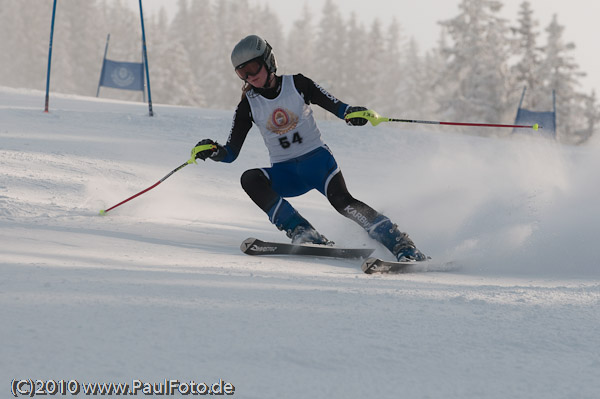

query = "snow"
(1, 87), (599, 398)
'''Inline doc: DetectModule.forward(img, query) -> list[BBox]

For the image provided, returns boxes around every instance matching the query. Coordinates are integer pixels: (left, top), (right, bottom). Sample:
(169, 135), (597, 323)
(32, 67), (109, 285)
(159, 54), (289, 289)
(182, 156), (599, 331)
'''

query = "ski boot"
(286, 223), (332, 245)
(368, 215), (427, 261)
(270, 199), (333, 245)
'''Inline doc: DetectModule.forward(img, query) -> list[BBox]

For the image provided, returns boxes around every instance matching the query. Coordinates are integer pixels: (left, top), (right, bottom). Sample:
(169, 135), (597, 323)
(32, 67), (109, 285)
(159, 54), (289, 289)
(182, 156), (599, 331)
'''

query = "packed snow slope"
(1, 87), (599, 398)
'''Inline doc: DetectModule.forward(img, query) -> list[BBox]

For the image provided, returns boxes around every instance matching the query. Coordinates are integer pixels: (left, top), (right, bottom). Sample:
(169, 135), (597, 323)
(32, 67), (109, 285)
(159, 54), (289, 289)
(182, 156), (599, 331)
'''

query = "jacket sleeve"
(293, 74), (349, 119)
(220, 97), (253, 163)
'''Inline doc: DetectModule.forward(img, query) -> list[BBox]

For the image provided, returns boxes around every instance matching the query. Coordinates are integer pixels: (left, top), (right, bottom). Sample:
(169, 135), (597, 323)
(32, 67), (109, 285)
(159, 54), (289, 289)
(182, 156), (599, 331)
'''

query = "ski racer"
(192, 34), (426, 262)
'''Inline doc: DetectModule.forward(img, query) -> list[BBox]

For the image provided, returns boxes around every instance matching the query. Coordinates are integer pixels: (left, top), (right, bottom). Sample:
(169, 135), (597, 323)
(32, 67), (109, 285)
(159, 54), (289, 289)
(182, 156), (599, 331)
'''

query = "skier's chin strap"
(245, 71), (279, 96)
(262, 72), (276, 89)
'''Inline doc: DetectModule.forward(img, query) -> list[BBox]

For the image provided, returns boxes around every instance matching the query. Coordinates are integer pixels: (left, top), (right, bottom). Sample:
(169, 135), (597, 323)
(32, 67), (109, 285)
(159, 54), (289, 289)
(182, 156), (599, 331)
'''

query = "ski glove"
(193, 139), (226, 162)
(344, 106), (369, 126)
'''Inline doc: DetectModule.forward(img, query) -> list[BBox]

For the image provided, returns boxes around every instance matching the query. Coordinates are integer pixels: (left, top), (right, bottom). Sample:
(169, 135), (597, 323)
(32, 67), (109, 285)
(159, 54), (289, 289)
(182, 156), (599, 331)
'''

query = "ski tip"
(361, 257), (379, 274)
(240, 237), (258, 253)
(99, 209), (106, 216)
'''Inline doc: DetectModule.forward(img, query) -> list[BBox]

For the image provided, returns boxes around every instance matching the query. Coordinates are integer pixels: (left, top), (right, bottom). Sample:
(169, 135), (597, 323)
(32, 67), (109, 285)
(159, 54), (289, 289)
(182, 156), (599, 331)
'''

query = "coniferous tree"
(423, 30), (451, 122)
(188, 0), (217, 107)
(539, 14), (586, 141)
(0, 0), (18, 79)
(314, 0), (345, 93)
(340, 13), (368, 105)
(64, 0), (105, 95)
(398, 38), (432, 119)
(421, 46), (447, 121)
(6, 1), (51, 89)
(512, 0), (545, 109)
(161, 0), (203, 106)
(51, 0), (77, 95)
(146, 8), (169, 104)
(170, 0), (193, 52)
(150, 5), (200, 106)
(379, 19), (406, 116)
(212, 0), (250, 108)
(362, 20), (387, 113)
(286, 3), (316, 78)
(252, 4), (285, 69)
(438, 0), (513, 130)
(579, 90), (600, 143)
(0, 0), (596, 142)
(377, 18), (420, 118)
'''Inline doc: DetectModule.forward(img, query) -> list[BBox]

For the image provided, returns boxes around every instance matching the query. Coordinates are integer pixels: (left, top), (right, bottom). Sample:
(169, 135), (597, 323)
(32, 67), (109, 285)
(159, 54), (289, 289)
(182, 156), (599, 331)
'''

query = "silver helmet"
(231, 35), (277, 74)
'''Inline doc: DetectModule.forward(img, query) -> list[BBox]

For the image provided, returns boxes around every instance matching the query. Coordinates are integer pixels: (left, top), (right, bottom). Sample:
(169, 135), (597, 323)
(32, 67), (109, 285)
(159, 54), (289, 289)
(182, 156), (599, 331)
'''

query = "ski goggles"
(235, 59), (264, 80)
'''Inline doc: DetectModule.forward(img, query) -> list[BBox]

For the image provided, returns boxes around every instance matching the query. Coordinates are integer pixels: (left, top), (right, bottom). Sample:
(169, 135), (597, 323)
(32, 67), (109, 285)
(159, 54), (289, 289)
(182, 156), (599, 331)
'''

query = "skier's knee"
(240, 168), (269, 191)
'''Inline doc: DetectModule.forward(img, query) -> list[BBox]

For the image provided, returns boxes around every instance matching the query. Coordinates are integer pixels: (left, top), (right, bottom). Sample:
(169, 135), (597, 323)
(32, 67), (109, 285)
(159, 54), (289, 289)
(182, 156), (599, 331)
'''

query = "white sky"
(137, 0), (600, 95)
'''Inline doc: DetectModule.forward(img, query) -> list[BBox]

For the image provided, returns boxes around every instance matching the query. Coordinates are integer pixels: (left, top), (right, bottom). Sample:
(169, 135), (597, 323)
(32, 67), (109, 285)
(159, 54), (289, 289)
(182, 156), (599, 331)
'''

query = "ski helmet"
(231, 35), (277, 74)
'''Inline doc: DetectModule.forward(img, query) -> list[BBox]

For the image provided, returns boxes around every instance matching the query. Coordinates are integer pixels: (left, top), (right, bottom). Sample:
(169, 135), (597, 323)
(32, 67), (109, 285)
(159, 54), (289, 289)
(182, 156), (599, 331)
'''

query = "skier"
(192, 35), (426, 262)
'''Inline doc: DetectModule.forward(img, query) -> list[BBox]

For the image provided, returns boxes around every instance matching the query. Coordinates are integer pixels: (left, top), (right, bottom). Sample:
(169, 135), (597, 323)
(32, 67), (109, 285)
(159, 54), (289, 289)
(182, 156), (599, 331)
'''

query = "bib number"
(279, 132), (303, 149)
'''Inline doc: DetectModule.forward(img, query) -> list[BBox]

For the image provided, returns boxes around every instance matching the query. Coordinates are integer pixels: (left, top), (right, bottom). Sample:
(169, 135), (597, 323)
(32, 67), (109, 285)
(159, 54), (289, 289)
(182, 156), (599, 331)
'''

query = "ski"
(241, 237), (374, 259)
(362, 257), (425, 274)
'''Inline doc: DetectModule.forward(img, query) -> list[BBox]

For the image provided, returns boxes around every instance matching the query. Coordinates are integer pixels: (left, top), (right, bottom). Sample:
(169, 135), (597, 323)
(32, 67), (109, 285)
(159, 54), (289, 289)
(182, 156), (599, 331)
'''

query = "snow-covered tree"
(51, 0), (79, 95)
(377, 18), (410, 115)
(577, 90), (600, 143)
(0, 0), (596, 142)
(251, 4), (285, 67)
(396, 38), (437, 119)
(313, 0), (346, 94)
(149, 5), (201, 107)
(539, 14), (587, 141)
(338, 13), (368, 105)
(437, 0), (513, 130)
(361, 20), (387, 111)
(0, 0), (50, 89)
(286, 3), (316, 78)
(511, 0), (545, 109)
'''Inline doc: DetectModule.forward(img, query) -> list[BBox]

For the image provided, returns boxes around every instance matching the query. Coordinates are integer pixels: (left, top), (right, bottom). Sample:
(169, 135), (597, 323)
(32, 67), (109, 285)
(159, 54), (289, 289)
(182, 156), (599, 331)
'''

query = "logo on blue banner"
(100, 59), (144, 91)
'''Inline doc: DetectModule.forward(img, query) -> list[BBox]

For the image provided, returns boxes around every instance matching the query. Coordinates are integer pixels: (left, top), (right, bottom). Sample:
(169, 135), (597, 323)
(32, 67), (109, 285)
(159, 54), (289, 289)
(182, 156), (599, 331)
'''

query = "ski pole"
(345, 109), (540, 130)
(99, 144), (215, 215)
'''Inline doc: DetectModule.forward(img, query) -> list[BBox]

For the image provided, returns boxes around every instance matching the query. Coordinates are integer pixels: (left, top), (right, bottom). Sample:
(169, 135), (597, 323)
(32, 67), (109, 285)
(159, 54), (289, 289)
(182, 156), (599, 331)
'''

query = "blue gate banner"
(99, 59), (144, 91)
(515, 109), (556, 137)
